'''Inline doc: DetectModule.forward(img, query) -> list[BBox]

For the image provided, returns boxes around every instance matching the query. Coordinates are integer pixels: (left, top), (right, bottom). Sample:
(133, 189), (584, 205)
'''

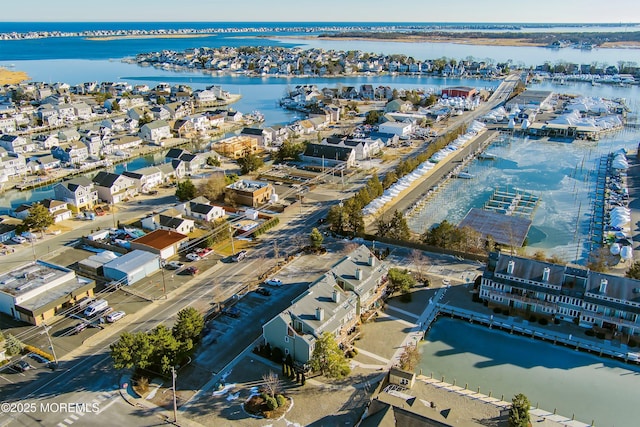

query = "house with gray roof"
(53, 176), (98, 212)
(0, 134), (34, 154)
(263, 245), (388, 363)
(140, 120), (171, 144)
(481, 252), (640, 339)
(122, 165), (163, 191)
(300, 143), (356, 168)
(92, 171), (137, 204)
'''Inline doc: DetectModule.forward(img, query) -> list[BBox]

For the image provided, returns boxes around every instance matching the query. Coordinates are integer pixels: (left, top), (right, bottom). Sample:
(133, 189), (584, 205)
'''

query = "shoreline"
(0, 67), (30, 85)
(273, 34), (640, 49)
(86, 34), (213, 41)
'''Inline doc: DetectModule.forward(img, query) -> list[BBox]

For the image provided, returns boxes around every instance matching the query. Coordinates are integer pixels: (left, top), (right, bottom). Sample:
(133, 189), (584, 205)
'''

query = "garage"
(103, 250), (160, 285)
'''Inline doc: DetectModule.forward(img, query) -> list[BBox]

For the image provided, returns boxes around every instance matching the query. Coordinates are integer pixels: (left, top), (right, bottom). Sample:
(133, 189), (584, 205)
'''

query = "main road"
(0, 75), (518, 426)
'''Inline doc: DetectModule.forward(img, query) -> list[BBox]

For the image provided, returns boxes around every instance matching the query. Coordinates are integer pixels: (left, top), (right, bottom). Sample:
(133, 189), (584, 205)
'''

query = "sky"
(1, 0), (639, 23)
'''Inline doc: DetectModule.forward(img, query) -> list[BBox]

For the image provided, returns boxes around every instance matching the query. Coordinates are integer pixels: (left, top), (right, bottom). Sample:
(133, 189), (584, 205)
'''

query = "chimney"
(316, 307), (324, 321)
(368, 254), (375, 267)
(332, 289), (340, 303)
(355, 268), (363, 280)
(599, 279), (608, 294)
(542, 267), (550, 282)
(507, 260), (515, 275)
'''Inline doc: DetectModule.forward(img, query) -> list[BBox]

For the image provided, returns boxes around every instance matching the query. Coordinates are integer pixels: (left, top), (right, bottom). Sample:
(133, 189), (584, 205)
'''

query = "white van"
(84, 299), (108, 317)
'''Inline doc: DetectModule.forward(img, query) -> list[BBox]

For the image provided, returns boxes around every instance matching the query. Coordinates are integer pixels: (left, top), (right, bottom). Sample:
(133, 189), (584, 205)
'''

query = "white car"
(165, 261), (184, 270)
(264, 278), (283, 287)
(11, 236), (27, 244)
(186, 253), (201, 262)
(106, 311), (126, 323)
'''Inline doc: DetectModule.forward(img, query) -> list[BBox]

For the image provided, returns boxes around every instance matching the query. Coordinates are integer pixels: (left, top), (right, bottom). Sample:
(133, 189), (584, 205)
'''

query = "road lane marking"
(97, 397), (119, 414)
(63, 418), (72, 424)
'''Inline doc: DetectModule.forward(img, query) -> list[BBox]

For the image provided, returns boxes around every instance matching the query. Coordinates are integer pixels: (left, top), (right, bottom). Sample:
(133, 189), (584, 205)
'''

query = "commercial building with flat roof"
(0, 261), (95, 325)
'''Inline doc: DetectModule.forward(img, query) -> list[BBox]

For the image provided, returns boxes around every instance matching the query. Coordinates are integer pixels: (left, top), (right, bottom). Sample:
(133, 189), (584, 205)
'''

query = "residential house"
(140, 211), (194, 235)
(149, 106), (171, 121)
(140, 120), (171, 144)
(240, 127), (272, 147)
(301, 143), (356, 169)
(32, 133), (59, 150)
(72, 102), (92, 119)
(111, 135), (143, 152)
(378, 121), (413, 138)
(183, 199), (226, 222)
(55, 104), (76, 121)
(322, 137), (382, 161)
(58, 128), (81, 142)
(53, 176), (98, 212)
(225, 180), (274, 208)
(122, 165), (163, 192)
(39, 199), (72, 222)
(51, 141), (89, 164)
(157, 161), (186, 181)
(0, 116), (16, 134)
(0, 134), (34, 154)
(262, 245), (387, 363)
(213, 136), (258, 159)
(129, 229), (190, 260)
(480, 252), (640, 339)
(0, 151), (27, 178)
(91, 171), (137, 204)
(34, 154), (61, 171)
(384, 99), (414, 113)
(0, 223), (17, 244)
(360, 84), (375, 100)
(225, 110), (243, 122)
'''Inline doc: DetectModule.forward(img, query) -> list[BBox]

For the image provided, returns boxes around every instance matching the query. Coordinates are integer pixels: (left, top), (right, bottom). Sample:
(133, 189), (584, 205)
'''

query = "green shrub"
(276, 394), (286, 408)
(502, 308), (510, 316)
(585, 329), (595, 337)
(628, 340), (637, 348)
(596, 331), (606, 340)
(493, 307), (502, 314)
(271, 346), (283, 363)
(529, 315), (537, 323)
(538, 318), (548, 326)
(265, 395), (278, 410)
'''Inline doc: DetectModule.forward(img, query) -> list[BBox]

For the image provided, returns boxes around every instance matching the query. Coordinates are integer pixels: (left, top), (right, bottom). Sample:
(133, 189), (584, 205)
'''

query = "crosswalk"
(55, 387), (118, 427)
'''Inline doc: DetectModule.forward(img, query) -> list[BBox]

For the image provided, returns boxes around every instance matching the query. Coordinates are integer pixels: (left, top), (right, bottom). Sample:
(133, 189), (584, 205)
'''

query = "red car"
(196, 247), (213, 258)
(185, 266), (199, 275)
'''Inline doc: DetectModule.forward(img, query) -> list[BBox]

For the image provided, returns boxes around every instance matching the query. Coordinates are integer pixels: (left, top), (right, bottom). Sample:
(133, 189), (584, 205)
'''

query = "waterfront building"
(213, 135), (258, 159)
(51, 141), (89, 164)
(0, 149), (27, 179)
(139, 120), (171, 144)
(129, 229), (190, 260)
(91, 171), (137, 204)
(53, 176), (98, 212)
(122, 165), (163, 192)
(0, 134), (35, 154)
(480, 252), (640, 339)
(0, 260), (95, 326)
(262, 245), (388, 364)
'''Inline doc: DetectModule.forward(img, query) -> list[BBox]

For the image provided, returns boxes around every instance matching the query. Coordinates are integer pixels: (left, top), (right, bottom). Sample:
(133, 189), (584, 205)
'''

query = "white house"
(91, 171), (137, 204)
(53, 176), (98, 212)
(140, 120), (171, 144)
(378, 121), (413, 137)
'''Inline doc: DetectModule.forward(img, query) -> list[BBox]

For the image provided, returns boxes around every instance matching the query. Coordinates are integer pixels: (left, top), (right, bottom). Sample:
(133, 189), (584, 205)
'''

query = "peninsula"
(0, 67), (29, 85)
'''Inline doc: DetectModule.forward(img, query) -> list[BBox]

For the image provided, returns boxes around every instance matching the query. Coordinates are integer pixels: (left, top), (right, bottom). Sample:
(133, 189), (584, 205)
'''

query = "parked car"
(264, 278), (283, 287)
(106, 311), (126, 323)
(255, 287), (272, 296)
(29, 353), (49, 364)
(11, 236), (26, 244)
(73, 322), (88, 334)
(231, 250), (247, 262)
(165, 261), (184, 270)
(196, 247), (213, 257)
(186, 253), (201, 262)
(223, 306), (240, 318)
(184, 266), (199, 275)
(11, 360), (31, 372)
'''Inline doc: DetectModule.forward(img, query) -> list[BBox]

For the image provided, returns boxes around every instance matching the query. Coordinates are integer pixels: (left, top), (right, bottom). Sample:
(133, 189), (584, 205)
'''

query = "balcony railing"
(583, 310), (639, 329)
(488, 290), (558, 311)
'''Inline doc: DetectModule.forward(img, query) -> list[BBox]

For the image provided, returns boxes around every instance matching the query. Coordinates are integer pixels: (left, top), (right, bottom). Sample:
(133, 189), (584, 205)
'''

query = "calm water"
(420, 318), (640, 427)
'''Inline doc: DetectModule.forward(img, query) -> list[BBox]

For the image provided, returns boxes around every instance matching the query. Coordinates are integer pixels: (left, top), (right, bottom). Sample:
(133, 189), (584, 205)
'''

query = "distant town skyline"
(1, 0), (638, 24)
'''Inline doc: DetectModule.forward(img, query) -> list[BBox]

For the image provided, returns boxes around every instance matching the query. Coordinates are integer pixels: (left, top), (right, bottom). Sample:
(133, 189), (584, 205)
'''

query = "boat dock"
(483, 187), (539, 219)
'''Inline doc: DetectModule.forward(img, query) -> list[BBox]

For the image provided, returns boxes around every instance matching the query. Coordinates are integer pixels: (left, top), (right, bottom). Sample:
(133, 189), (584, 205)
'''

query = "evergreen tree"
(509, 393), (530, 427)
(175, 179), (197, 201)
(309, 332), (350, 379)
(22, 203), (54, 235)
(172, 307), (204, 344)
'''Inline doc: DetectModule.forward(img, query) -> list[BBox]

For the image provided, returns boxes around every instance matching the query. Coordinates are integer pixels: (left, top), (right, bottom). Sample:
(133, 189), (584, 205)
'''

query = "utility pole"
(228, 224), (235, 254)
(172, 366), (178, 423)
(160, 258), (167, 299)
(41, 324), (58, 369)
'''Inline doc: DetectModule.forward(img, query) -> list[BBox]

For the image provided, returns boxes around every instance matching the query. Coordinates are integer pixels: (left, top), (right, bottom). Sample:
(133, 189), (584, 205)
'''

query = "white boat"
(610, 243), (621, 255)
(456, 172), (474, 179)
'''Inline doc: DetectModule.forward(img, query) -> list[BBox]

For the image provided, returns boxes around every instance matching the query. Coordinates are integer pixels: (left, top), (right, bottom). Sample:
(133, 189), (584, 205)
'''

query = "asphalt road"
(0, 77), (519, 426)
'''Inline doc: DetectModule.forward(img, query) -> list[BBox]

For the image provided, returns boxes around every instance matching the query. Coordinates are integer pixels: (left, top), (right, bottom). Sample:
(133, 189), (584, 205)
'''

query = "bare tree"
(261, 371), (281, 398)
(342, 242), (360, 255)
(398, 343), (421, 371)
(409, 249), (428, 283)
